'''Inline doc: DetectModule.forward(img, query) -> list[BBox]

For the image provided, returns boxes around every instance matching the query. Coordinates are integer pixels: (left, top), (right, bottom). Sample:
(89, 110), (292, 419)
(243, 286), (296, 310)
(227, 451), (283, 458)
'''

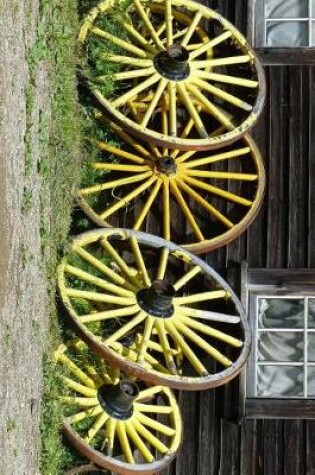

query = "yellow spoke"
(105, 310), (147, 345)
(62, 376), (97, 398)
(100, 238), (142, 287)
(182, 147), (251, 169)
(134, 403), (173, 414)
(133, 178), (162, 231)
(79, 171), (152, 196)
(163, 178), (171, 241)
(85, 412), (109, 444)
(111, 73), (160, 108)
(58, 354), (96, 389)
(189, 31), (232, 60)
(99, 176), (157, 220)
(161, 99), (169, 156)
(155, 319), (178, 374)
(64, 264), (134, 297)
(137, 316), (155, 364)
(135, 412), (175, 437)
(132, 418), (170, 454)
(60, 396), (99, 407)
(186, 82), (233, 129)
(120, 21), (158, 54)
(111, 125), (151, 158)
(141, 78), (168, 128)
(129, 237), (151, 286)
(133, 0), (165, 50)
(191, 76), (253, 112)
(125, 421), (155, 462)
(94, 163), (151, 172)
(165, 0), (173, 47)
(68, 406), (103, 425)
(181, 11), (202, 46)
(97, 66), (156, 83)
(191, 55), (251, 68)
(173, 319), (232, 367)
(156, 247), (169, 280)
(168, 81), (177, 136)
(164, 320), (208, 376)
(117, 422), (135, 463)
(173, 150), (196, 163)
(186, 170), (258, 181)
(105, 418), (117, 456)
(80, 304), (140, 324)
(96, 141), (147, 164)
(137, 386), (164, 401)
(105, 54), (153, 67)
(72, 246), (137, 291)
(175, 305), (241, 324)
(92, 27), (148, 58)
(179, 314), (243, 347)
(183, 175), (253, 207)
(173, 265), (201, 291)
(195, 70), (259, 88)
(176, 179), (234, 228)
(65, 288), (136, 306)
(174, 289), (228, 305)
(177, 82), (208, 138)
(170, 179), (205, 241)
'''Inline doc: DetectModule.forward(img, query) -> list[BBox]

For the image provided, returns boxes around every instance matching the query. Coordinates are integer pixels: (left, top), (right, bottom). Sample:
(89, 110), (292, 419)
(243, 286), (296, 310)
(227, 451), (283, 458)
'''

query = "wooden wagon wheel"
(78, 0), (265, 151)
(58, 228), (251, 390)
(76, 128), (265, 254)
(55, 339), (182, 474)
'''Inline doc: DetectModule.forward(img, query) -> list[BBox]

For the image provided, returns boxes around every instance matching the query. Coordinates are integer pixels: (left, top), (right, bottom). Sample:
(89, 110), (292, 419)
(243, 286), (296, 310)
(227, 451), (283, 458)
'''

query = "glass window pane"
(313, 0), (315, 17)
(309, 299), (315, 328)
(266, 21), (309, 46)
(265, 0), (308, 18)
(308, 334), (315, 362)
(312, 22), (315, 46)
(258, 331), (304, 362)
(258, 298), (304, 329)
(257, 365), (303, 397)
(307, 367), (315, 396)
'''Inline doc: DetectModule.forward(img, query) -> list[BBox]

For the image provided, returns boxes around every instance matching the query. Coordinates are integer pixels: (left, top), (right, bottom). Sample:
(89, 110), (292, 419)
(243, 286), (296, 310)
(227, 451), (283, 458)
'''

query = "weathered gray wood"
(308, 67), (315, 268)
(283, 421), (306, 475)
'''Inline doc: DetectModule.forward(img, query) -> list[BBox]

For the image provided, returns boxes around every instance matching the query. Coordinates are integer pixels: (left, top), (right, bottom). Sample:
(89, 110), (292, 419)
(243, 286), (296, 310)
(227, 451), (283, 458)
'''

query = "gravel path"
(0, 1), (51, 473)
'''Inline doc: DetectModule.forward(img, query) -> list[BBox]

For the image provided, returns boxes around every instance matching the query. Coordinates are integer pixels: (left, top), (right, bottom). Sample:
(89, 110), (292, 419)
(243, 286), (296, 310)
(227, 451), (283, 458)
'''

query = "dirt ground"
(0, 1), (51, 473)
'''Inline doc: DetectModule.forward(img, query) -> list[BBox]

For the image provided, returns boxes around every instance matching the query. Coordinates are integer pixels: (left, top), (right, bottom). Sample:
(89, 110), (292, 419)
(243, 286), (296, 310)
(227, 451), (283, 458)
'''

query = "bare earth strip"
(0, 1), (50, 473)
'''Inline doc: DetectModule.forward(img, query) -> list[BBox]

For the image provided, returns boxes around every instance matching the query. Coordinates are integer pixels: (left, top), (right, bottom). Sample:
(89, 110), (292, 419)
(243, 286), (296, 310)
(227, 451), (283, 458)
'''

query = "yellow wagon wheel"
(78, 0), (265, 151)
(56, 339), (182, 474)
(58, 228), (251, 390)
(76, 128), (265, 254)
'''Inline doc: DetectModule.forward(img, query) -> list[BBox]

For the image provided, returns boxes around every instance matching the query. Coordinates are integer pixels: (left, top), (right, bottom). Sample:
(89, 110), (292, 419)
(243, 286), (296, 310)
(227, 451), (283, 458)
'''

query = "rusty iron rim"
(78, 0), (266, 151)
(58, 228), (251, 390)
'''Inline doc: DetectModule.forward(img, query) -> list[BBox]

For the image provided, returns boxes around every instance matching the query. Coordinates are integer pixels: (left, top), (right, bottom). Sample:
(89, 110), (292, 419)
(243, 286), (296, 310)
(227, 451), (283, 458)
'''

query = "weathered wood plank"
(308, 67), (315, 268)
(262, 420), (284, 475)
(174, 392), (198, 475)
(283, 421), (306, 475)
(219, 421), (240, 475)
(306, 421), (315, 474)
(196, 391), (217, 475)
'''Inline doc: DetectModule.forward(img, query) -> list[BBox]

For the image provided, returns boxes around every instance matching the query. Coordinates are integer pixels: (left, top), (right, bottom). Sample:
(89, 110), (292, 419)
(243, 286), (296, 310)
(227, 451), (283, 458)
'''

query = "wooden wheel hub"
(156, 156), (177, 175)
(137, 280), (175, 318)
(98, 380), (139, 420)
(154, 44), (190, 81)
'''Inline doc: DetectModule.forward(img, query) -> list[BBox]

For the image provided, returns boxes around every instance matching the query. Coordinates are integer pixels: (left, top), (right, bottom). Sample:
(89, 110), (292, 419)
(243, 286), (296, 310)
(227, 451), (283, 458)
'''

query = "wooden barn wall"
(165, 1), (315, 474)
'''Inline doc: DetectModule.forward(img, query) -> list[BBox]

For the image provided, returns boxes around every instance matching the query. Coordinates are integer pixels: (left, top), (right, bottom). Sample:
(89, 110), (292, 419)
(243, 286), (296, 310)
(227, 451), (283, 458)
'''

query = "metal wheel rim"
(78, 0), (266, 151)
(58, 228), (251, 390)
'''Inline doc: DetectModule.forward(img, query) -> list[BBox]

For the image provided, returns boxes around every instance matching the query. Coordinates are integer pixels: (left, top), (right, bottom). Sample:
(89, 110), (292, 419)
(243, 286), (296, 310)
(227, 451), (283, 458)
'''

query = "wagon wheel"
(78, 0), (265, 150)
(58, 228), (251, 390)
(56, 339), (182, 474)
(76, 128), (265, 254)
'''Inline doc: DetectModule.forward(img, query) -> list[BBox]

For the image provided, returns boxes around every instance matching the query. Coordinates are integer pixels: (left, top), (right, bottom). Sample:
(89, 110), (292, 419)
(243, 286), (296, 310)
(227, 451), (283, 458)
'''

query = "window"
(248, 0), (315, 64)
(244, 269), (315, 418)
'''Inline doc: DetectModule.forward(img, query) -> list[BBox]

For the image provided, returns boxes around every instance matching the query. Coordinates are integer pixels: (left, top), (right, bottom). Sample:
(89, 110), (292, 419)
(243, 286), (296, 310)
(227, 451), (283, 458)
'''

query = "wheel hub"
(154, 44), (190, 81)
(137, 279), (175, 318)
(97, 380), (139, 420)
(157, 156), (177, 175)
